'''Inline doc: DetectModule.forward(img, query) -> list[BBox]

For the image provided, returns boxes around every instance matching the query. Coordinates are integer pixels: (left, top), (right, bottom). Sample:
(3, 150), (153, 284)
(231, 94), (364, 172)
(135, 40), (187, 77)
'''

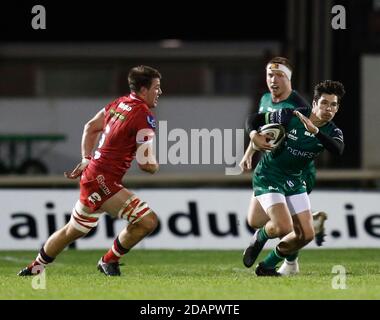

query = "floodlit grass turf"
(1, 249), (380, 300)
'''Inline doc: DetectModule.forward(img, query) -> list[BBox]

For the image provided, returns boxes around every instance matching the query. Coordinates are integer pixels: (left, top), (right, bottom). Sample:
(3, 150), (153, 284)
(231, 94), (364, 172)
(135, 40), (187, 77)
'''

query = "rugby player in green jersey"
(241, 57), (328, 275)
(241, 80), (345, 276)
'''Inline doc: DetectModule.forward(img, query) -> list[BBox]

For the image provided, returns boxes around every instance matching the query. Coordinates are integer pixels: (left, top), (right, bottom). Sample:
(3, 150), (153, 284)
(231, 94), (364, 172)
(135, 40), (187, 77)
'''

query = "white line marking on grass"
(0, 256), (33, 263)
(0, 256), (63, 266)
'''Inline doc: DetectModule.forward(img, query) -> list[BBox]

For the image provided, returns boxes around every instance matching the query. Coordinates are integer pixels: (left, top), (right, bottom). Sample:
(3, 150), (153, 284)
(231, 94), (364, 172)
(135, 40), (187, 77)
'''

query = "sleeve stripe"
(265, 112), (270, 124)
(333, 137), (344, 142)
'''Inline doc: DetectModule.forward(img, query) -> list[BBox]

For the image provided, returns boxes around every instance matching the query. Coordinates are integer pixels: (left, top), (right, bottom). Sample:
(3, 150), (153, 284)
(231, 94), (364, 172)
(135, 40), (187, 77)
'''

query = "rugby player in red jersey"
(18, 65), (162, 276)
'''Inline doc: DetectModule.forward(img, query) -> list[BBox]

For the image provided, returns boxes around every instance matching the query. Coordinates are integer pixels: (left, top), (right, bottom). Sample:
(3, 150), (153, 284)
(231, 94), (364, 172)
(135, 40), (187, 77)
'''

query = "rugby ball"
(252, 123), (285, 151)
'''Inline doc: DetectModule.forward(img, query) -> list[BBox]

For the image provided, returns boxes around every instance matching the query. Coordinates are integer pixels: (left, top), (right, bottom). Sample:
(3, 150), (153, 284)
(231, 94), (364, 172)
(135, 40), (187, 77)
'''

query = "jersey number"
(94, 124), (110, 159)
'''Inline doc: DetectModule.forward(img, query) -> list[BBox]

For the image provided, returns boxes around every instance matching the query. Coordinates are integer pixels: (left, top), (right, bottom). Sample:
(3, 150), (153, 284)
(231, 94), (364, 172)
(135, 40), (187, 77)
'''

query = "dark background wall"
(1, 0), (379, 171)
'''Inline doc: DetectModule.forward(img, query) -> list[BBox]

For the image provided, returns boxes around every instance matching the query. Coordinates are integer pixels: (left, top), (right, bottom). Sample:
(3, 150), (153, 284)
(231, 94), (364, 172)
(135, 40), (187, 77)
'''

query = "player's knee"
(275, 224), (293, 238)
(118, 195), (156, 228)
(139, 211), (158, 234)
(304, 230), (315, 244)
(66, 222), (89, 238)
(296, 229), (315, 245)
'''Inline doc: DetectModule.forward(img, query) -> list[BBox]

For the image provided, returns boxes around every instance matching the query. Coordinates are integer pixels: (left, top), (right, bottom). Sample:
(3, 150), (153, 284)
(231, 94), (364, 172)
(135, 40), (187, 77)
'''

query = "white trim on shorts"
(255, 193), (286, 212)
(255, 192), (311, 216)
(285, 193), (311, 215)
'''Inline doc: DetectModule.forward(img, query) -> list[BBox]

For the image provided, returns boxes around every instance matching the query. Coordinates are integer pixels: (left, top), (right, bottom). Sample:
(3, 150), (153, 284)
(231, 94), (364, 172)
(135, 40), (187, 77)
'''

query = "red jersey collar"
(129, 93), (146, 103)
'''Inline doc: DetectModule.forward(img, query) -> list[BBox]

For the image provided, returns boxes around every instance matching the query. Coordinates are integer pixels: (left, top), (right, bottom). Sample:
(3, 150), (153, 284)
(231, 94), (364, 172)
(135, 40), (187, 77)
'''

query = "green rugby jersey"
(258, 90), (310, 113)
(257, 90), (316, 192)
(256, 108), (344, 178)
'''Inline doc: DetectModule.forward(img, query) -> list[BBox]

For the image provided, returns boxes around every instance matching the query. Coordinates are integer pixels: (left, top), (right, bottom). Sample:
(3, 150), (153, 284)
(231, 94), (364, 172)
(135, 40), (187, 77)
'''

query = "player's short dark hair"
(313, 80), (345, 104)
(128, 65), (162, 93)
(267, 57), (293, 73)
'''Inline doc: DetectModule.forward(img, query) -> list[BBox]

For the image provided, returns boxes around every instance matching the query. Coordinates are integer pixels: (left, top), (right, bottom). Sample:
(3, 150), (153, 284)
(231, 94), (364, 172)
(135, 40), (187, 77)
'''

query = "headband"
(266, 63), (292, 80)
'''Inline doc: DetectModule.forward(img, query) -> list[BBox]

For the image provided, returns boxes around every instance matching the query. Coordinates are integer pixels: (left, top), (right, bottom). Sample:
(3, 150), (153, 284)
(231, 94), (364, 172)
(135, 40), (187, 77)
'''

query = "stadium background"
(0, 0), (380, 301)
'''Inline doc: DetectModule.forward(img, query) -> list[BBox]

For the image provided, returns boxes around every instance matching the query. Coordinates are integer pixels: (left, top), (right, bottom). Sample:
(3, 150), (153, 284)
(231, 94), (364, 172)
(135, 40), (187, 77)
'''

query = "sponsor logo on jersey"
(286, 135), (297, 141)
(117, 102), (132, 112)
(286, 146), (315, 158)
(109, 108), (125, 121)
(304, 131), (315, 137)
(270, 63), (279, 69)
(96, 175), (111, 196)
(147, 115), (156, 128)
(287, 128), (298, 140)
(268, 186), (280, 191)
(286, 180), (295, 188)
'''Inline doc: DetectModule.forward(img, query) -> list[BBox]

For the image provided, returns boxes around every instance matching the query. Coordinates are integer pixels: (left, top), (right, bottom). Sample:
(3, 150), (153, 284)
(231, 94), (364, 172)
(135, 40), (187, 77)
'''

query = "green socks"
(286, 251), (299, 262)
(256, 227), (270, 244)
(254, 227), (297, 268)
(262, 246), (287, 269)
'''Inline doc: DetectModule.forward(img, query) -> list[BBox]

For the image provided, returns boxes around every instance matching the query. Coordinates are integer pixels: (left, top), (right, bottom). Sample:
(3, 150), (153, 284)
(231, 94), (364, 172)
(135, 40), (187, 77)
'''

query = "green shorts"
(252, 171), (307, 197)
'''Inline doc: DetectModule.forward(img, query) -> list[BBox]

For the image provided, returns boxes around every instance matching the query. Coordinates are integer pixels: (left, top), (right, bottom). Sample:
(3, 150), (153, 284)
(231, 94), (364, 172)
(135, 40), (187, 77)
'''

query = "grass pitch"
(1, 249), (379, 300)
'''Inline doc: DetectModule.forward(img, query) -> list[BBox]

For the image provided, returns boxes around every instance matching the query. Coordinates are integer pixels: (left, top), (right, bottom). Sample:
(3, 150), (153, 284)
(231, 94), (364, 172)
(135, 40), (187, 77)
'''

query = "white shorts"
(255, 192), (311, 216)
